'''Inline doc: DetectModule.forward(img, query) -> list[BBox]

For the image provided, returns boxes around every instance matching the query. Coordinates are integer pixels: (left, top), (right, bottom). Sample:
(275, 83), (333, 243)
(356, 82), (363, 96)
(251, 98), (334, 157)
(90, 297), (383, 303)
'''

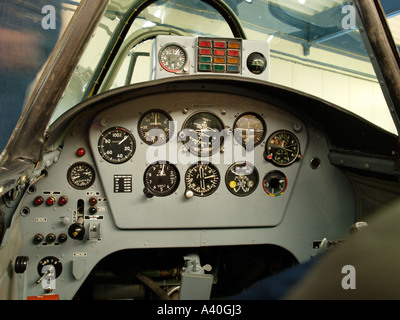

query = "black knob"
(58, 233), (68, 243)
(46, 233), (56, 243)
(33, 233), (44, 244)
(89, 206), (98, 214)
(15, 256), (29, 274)
(68, 223), (85, 240)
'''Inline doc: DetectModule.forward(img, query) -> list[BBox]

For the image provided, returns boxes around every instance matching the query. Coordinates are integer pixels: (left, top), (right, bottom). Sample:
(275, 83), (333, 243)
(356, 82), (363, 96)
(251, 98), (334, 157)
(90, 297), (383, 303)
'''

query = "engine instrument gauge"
(225, 162), (259, 197)
(264, 130), (300, 166)
(181, 111), (225, 156)
(185, 162), (220, 197)
(98, 127), (136, 164)
(159, 44), (187, 72)
(67, 162), (96, 190)
(233, 112), (266, 149)
(143, 162), (180, 197)
(138, 110), (173, 145)
(262, 171), (287, 196)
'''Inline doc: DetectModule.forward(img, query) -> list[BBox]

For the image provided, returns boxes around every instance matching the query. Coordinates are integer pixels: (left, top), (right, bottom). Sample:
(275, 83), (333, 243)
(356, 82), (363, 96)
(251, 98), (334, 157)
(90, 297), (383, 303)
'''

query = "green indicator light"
(199, 56), (211, 63)
(199, 64), (211, 71)
(213, 64), (225, 72)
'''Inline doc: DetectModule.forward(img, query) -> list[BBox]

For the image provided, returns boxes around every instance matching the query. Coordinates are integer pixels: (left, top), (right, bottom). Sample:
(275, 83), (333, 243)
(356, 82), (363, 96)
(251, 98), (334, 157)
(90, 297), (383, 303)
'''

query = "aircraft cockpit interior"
(1, 0), (400, 302)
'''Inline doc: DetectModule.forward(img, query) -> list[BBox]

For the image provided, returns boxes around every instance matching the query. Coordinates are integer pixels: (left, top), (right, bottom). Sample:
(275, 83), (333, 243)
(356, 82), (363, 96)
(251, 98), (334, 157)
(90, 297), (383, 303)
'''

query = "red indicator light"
(214, 49), (225, 56)
(33, 196), (44, 206)
(46, 196), (56, 206)
(199, 40), (211, 47)
(214, 41), (226, 48)
(199, 48), (211, 55)
(76, 148), (86, 157)
(89, 197), (98, 206)
(228, 50), (239, 56)
(59, 196), (68, 206)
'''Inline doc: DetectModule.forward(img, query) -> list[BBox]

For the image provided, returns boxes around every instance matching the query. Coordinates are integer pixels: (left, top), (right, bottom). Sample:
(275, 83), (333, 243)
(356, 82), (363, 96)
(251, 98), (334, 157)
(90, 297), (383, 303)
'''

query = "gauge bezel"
(143, 161), (180, 197)
(185, 162), (220, 197)
(137, 109), (173, 146)
(225, 162), (259, 197)
(233, 112), (267, 149)
(181, 110), (225, 156)
(159, 43), (188, 73)
(67, 162), (96, 190)
(264, 130), (301, 167)
(98, 126), (136, 164)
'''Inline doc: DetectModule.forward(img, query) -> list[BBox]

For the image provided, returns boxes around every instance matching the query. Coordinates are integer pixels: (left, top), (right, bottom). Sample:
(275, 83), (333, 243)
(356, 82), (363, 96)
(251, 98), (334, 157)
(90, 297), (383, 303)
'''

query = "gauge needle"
(119, 135), (128, 145)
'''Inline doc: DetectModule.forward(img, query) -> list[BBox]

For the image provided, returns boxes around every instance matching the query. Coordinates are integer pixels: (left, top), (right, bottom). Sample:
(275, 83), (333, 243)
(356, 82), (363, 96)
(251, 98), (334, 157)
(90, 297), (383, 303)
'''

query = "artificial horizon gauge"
(159, 43), (188, 72)
(264, 130), (300, 166)
(181, 111), (225, 156)
(138, 109), (173, 145)
(262, 171), (287, 196)
(67, 162), (96, 190)
(143, 162), (180, 197)
(98, 127), (136, 164)
(225, 162), (259, 197)
(185, 162), (220, 197)
(233, 112), (266, 149)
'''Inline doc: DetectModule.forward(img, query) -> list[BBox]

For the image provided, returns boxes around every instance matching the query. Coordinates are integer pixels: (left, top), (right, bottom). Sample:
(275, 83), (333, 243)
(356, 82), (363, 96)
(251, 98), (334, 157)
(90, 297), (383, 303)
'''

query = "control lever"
(68, 217), (85, 240)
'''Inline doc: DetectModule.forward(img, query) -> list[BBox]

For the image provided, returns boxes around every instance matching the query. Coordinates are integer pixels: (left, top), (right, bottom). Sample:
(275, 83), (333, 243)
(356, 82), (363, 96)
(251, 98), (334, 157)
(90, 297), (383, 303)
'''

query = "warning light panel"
(197, 37), (241, 74)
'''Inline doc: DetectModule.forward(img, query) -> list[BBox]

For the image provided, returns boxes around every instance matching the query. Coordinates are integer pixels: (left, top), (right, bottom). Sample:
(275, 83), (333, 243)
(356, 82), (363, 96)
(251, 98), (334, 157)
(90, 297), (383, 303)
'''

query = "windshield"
(53, 0), (397, 134)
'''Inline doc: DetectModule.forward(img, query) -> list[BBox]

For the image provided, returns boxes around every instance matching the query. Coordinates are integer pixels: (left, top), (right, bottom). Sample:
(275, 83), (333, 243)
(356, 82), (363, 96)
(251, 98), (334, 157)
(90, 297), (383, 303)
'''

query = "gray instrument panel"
(89, 91), (307, 229)
(16, 88), (355, 299)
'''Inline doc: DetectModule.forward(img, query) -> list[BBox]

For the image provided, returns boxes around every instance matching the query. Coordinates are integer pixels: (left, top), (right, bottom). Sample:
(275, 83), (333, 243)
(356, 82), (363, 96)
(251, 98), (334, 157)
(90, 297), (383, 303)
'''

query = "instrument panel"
(86, 91), (308, 229)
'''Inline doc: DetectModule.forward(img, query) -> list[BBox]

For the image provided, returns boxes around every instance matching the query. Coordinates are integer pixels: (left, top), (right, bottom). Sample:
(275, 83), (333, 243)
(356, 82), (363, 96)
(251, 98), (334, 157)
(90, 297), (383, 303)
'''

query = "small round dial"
(185, 162), (220, 197)
(159, 44), (187, 72)
(264, 130), (300, 166)
(37, 256), (63, 279)
(233, 112), (266, 148)
(67, 162), (95, 190)
(225, 162), (259, 197)
(98, 127), (136, 164)
(138, 110), (173, 145)
(143, 162), (180, 197)
(263, 171), (287, 196)
(181, 111), (225, 156)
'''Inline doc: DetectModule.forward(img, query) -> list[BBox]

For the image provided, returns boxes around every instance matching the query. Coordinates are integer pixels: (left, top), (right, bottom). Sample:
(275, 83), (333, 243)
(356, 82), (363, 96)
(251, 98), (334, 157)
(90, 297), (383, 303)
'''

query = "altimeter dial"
(159, 44), (187, 72)
(185, 162), (220, 197)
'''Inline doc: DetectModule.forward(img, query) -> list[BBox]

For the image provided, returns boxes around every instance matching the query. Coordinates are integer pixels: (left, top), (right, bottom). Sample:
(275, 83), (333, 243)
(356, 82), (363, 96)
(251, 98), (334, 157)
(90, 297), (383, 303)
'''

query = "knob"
(14, 256), (29, 274)
(46, 233), (56, 243)
(89, 206), (98, 214)
(33, 233), (44, 244)
(68, 222), (85, 240)
(143, 188), (154, 199)
(58, 233), (68, 243)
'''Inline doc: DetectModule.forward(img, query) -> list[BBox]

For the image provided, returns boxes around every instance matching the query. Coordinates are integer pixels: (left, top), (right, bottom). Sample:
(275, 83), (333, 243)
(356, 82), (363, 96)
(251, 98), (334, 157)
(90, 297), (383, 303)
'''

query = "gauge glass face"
(144, 162), (180, 197)
(185, 162), (220, 197)
(265, 130), (300, 166)
(181, 112), (225, 156)
(233, 112), (266, 148)
(98, 127), (136, 164)
(263, 171), (287, 196)
(138, 110), (173, 145)
(159, 44), (187, 72)
(225, 162), (259, 197)
(67, 162), (95, 190)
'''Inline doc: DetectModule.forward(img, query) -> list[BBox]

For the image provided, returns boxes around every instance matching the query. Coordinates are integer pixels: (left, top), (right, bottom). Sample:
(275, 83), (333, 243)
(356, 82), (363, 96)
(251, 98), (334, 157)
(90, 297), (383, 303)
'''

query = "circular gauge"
(181, 111), (225, 156)
(143, 162), (180, 197)
(37, 256), (63, 279)
(225, 162), (259, 197)
(185, 162), (220, 197)
(98, 127), (136, 164)
(67, 162), (96, 190)
(264, 130), (300, 166)
(159, 44), (187, 72)
(138, 110), (173, 145)
(262, 171), (287, 196)
(233, 112), (266, 148)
